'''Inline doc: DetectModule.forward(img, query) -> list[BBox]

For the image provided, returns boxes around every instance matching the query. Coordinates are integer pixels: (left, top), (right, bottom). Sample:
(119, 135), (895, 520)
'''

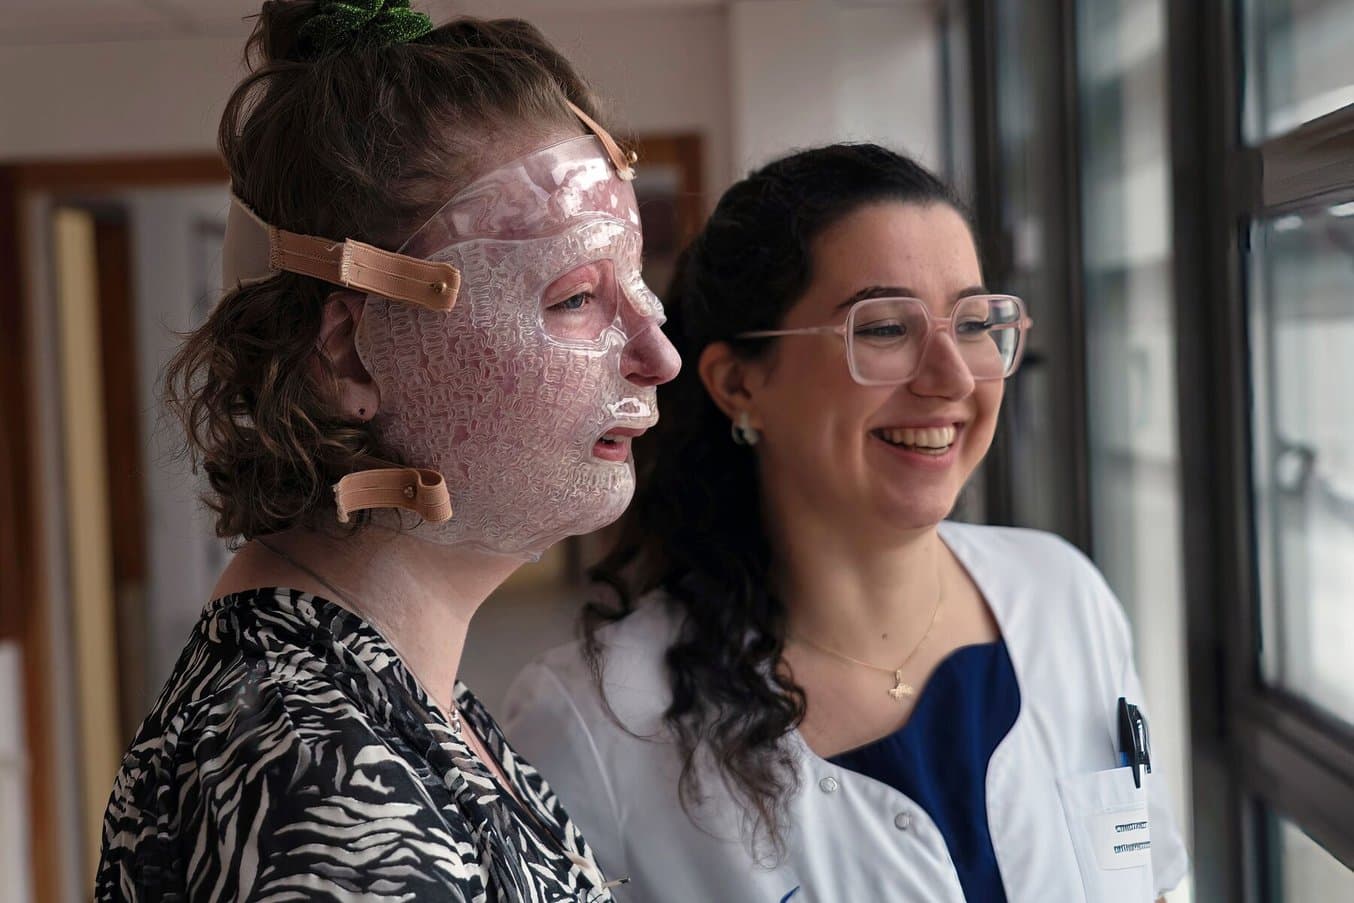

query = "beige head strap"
(334, 468), (452, 524)
(222, 196), (461, 310)
(221, 101), (634, 301)
(566, 100), (637, 180)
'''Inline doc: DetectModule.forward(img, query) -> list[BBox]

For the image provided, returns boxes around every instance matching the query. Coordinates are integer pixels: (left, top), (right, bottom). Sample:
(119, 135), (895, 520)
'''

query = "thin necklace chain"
(255, 536), (463, 735)
(789, 549), (945, 701)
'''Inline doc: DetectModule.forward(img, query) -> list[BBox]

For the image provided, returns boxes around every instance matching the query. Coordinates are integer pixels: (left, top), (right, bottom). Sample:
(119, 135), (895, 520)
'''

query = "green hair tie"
(298, 0), (433, 59)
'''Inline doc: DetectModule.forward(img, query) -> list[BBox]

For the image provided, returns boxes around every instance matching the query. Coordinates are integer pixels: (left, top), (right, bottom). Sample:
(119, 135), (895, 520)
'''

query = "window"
(1171, 0), (1354, 897)
(1250, 207), (1354, 730)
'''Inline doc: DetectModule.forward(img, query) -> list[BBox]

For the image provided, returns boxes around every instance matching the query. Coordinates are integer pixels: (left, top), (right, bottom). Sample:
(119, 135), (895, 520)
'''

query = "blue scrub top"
(829, 640), (1021, 903)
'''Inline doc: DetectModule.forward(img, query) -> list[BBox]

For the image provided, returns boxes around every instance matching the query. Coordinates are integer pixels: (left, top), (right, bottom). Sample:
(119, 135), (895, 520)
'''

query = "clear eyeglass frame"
(737, 294), (1034, 387)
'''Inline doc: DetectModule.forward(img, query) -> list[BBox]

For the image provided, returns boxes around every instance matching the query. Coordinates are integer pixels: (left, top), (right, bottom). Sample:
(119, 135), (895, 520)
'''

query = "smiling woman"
(502, 143), (1189, 902)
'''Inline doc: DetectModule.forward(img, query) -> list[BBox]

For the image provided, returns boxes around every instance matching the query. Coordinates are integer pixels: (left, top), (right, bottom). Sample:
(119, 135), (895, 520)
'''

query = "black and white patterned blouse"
(95, 588), (617, 902)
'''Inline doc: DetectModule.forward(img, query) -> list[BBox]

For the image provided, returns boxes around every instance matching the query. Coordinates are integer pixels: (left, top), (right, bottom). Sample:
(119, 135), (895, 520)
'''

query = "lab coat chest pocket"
(1056, 766), (1156, 903)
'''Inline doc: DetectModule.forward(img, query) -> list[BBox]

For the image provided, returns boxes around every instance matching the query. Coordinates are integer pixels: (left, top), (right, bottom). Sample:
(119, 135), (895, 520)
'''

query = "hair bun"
(297, 0), (433, 60)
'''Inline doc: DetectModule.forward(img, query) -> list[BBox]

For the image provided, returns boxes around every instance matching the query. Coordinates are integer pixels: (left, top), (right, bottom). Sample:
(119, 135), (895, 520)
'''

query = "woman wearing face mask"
(502, 145), (1188, 902)
(95, 2), (678, 899)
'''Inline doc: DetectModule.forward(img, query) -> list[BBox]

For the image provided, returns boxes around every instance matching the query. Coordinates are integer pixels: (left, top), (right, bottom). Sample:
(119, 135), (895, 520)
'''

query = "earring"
(731, 411), (760, 446)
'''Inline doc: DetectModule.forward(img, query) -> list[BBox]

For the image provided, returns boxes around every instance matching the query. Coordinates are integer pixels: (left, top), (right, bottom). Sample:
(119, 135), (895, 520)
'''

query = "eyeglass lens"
(846, 296), (1024, 383)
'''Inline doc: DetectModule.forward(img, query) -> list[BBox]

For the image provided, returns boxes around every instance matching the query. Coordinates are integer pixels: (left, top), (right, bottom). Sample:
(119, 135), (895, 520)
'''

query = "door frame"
(0, 154), (226, 901)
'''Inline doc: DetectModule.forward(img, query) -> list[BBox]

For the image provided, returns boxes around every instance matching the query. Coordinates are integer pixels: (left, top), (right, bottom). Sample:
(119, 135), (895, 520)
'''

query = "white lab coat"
(503, 522), (1189, 902)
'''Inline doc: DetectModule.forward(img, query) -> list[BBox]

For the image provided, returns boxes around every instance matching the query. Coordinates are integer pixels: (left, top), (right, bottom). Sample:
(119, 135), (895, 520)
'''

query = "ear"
(312, 290), (379, 422)
(698, 341), (768, 428)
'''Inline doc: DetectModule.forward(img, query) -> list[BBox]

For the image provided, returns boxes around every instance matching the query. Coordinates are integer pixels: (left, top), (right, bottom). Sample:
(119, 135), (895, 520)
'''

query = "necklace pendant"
(888, 669), (914, 701)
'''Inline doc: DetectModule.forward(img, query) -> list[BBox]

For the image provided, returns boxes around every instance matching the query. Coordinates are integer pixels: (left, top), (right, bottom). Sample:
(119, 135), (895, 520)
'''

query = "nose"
(620, 319), (682, 387)
(907, 330), (976, 400)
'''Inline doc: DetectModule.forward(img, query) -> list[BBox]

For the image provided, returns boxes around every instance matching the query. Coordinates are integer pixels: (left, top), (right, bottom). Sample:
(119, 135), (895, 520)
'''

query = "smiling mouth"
(871, 425), (958, 456)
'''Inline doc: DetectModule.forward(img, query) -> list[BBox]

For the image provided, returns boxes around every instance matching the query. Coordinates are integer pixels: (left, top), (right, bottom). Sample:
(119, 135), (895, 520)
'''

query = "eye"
(548, 290), (595, 313)
(855, 319), (908, 339)
(956, 318), (995, 337)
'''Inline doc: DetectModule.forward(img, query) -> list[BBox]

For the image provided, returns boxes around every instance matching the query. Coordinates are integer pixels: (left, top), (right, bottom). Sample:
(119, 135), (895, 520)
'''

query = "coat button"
(819, 777), (839, 794)
(894, 812), (912, 831)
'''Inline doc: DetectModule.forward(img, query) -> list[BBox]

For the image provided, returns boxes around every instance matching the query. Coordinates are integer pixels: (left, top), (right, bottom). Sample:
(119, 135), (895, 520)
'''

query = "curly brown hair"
(165, 1), (613, 542)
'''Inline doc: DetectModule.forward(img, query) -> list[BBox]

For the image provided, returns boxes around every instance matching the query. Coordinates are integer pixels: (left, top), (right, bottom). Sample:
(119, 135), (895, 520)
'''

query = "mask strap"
(222, 193), (460, 310)
(566, 100), (637, 181)
(333, 468), (453, 524)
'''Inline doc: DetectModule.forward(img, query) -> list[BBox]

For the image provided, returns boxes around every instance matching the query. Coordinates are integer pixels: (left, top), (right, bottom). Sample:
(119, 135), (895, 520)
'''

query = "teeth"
(877, 425), (956, 449)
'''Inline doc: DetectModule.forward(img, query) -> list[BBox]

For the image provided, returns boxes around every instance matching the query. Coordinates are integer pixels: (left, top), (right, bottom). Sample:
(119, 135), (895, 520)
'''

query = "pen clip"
(1116, 696), (1152, 789)
(1133, 705), (1152, 776)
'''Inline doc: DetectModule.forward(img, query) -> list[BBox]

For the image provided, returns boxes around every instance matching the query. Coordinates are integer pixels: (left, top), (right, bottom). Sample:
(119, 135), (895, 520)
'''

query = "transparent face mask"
(355, 135), (678, 557)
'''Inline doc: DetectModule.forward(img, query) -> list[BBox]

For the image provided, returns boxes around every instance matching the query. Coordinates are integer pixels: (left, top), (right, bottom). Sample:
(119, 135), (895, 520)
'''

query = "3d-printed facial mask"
(353, 135), (679, 556)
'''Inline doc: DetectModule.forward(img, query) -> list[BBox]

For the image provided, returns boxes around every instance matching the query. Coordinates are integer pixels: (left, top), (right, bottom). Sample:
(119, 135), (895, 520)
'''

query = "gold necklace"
(789, 551), (945, 702)
(256, 536), (463, 735)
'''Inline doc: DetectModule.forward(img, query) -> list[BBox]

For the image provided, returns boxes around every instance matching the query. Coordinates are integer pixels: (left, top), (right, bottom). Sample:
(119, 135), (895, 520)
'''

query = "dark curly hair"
(165, 1), (616, 542)
(584, 143), (973, 856)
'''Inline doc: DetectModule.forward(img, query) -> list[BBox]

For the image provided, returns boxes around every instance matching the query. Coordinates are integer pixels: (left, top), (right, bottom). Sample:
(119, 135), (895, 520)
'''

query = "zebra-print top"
(95, 588), (616, 902)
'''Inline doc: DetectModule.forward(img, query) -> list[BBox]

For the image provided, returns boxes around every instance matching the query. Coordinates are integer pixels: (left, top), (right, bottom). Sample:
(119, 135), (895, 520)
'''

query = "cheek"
(759, 346), (858, 432)
(760, 375), (889, 473)
(966, 382), (1004, 450)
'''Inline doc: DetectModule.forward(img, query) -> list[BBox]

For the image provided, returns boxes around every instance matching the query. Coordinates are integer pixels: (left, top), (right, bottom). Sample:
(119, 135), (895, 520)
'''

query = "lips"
(592, 424), (648, 463)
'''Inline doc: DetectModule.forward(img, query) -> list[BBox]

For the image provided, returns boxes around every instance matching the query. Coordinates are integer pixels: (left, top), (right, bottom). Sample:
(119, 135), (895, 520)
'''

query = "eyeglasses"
(737, 294), (1033, 386)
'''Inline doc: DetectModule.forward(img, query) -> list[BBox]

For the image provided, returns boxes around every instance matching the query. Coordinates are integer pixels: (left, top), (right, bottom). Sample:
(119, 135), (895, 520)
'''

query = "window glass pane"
(990, 0), (1076, 535)
(1270, 812), (1354, 899)
(1244, 0), (1354, 141)
(1075, 3), (1193, 897)
(1251, 204), (1354, 726)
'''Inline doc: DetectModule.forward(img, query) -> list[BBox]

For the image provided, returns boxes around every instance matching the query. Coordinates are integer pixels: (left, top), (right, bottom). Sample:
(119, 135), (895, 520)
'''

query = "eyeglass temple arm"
(739, 311), (1034, 340)
(737, 325), (847, 339)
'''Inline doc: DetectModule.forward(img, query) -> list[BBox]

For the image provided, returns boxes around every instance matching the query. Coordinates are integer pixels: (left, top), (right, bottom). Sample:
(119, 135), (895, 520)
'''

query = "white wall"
(126, 187), (235, 700)
(0, 5), (734, 197)
(518, 5), (734, 198)
(729, 0), (942, 175)
(0, 2), (941, 195)
(0, 37), (244, 161)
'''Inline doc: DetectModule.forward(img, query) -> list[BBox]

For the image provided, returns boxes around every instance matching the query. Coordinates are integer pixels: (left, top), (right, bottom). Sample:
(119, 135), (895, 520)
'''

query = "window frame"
(1167, 0), (1354, 898)
(961, 0), (1095, 551)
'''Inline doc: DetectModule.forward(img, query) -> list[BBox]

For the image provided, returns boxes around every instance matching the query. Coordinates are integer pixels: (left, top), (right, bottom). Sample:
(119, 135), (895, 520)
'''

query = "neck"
(767, 491), (948, 662)
(255, 523), (524, 711)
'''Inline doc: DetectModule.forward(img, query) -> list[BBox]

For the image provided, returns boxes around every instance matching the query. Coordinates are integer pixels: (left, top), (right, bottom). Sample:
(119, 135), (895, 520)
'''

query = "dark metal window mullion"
(1054, 0), (1093, 557)
(1168, 0), (1256, 900)
(966, 0), (1093, 554)
(965, 0), (1017, 529)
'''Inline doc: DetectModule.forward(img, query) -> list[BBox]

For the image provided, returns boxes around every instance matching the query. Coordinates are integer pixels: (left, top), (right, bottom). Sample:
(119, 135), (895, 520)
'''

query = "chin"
(874, 490), (960, 534)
